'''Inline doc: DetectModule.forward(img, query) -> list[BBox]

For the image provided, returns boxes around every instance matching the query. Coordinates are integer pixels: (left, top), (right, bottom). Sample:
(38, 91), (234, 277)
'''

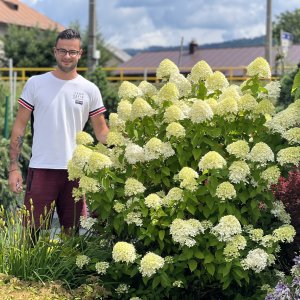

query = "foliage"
(277, 65), (300, 109)
(68, 57), (300, 299)
(0, 204), (111, 295)
(273, 8), (300, 45)
(2, 25), (57, 67)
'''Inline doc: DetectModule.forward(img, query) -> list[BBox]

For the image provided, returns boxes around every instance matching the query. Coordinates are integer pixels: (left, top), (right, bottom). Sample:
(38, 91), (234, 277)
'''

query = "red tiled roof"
(118, 45), (300, 75)
(0, 0), (64, 31)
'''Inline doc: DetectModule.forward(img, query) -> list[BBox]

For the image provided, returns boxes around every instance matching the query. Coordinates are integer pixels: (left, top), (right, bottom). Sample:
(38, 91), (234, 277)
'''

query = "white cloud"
(20, 0), (300, 49)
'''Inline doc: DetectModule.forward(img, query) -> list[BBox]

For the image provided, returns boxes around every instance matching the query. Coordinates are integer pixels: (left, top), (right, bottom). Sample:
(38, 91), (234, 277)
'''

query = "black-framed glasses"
(55, 48), (81, 57)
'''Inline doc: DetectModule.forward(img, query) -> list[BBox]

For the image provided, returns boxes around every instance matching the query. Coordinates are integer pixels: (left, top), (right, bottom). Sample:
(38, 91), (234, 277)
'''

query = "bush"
(69, 57), (300, 299)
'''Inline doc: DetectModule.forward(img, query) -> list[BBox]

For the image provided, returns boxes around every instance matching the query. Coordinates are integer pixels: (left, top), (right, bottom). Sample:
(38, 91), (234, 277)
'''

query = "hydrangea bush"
(69, 57), (300, 299)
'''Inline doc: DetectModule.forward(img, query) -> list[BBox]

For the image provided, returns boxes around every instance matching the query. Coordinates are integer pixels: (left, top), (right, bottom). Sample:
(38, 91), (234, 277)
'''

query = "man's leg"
(56, 170), (84, 234)
(24, 168), (59, 230)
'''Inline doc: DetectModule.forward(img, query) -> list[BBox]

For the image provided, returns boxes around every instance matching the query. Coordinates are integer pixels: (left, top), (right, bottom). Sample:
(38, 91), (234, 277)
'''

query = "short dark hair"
(55, 29), (81, 46)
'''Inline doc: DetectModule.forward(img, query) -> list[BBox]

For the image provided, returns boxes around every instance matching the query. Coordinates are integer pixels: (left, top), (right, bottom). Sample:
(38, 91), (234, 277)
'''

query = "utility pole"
(88, 0), (98, 73)
(265, 0), (272, 65)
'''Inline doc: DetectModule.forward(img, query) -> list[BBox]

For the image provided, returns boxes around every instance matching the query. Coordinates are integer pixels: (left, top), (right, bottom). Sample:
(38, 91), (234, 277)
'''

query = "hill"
(125, 36), (265, 56)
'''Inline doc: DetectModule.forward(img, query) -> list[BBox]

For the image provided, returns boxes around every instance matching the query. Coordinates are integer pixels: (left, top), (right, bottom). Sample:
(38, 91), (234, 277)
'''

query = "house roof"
(0, 0), (64, 31)
(106, 43), (132, 63)
(118, 45), (300, 75)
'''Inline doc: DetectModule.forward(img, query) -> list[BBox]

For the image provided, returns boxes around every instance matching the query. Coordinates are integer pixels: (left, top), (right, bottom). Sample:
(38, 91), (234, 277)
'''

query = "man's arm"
(90, 113), (109, 144)
(8, 105), (31, 193)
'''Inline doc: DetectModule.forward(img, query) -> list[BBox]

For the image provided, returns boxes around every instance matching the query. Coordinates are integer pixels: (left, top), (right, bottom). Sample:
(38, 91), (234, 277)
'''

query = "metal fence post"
(3, 95), (9, 138)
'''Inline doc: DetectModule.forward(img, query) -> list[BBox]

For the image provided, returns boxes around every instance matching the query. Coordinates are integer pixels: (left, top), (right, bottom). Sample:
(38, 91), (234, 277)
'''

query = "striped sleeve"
(89, 106), (106, 117)
(18, 98), (34, 111)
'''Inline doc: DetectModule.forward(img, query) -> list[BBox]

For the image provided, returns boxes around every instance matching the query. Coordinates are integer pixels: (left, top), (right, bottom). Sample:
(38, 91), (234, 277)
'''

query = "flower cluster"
(215, 182), (237, 201)
(139, 252), (165, 277)
(124, 178), (146, 196)
(170, 218), (204, 247)
(211, 215), (242, 242)
(246, 57), (271, 78)
(226, 140), (250, 159)
(198, 151), (227, 171)
(76, 255), (90, 269)
(229, 161), (250, 183)
(241, 248), (270, 273)
(95, 261), (109, 275)
(112, 242), (137, 264)
(177, 167), (199, 191)
(80, 216), (97, 230)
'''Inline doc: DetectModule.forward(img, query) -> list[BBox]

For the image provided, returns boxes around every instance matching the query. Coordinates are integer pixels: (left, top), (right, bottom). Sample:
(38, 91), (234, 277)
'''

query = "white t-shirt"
(18, 72), (106, 169)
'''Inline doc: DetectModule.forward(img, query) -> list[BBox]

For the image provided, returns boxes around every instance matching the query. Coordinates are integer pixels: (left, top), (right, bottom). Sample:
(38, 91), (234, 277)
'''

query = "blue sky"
(22, 0), (300, 49)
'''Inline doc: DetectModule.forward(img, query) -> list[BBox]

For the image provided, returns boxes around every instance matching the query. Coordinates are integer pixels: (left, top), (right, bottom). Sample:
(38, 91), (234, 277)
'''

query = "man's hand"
(8, 169), (23, 193)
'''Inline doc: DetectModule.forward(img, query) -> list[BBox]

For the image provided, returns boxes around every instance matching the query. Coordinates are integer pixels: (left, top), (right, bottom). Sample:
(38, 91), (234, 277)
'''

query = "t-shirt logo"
(73, 91), (84, 105)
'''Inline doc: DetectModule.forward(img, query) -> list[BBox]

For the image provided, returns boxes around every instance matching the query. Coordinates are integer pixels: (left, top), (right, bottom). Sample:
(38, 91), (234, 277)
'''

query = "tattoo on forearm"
(9, 134), (24, 169)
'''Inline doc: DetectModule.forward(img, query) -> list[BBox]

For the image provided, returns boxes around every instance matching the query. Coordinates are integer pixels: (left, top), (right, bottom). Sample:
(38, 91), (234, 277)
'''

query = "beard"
(56, 60), (78, 73)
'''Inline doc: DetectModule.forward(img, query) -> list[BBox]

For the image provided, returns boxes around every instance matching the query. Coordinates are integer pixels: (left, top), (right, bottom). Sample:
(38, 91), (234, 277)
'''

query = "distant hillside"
(125, 36), (265, 56)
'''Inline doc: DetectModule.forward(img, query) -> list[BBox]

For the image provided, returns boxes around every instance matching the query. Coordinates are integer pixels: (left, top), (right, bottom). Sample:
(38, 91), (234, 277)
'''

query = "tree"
(2, 25), (57, 67)
(273, 9), (300, 45)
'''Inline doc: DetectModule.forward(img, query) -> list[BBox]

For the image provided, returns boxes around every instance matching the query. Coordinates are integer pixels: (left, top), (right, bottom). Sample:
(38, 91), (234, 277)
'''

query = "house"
(117, 42), (300, 79)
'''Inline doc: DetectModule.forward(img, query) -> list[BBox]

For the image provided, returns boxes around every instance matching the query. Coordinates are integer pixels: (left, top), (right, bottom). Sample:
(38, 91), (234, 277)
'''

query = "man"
(8, 29), (109, 231)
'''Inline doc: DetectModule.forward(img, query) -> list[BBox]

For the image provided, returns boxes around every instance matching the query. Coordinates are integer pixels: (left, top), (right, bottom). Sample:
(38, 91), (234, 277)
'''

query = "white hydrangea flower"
(145, 194), (163, 210)
(124, 143), (145, 164)
(79, 176), (100, 193)
(138, 81), (157, 97)
(226, 140), (250, 159)
(106, 131), (126, 146)
(80, 216), (97, 230)
(246, 57), (271, 79)
(157, 82), (180, 104)
(177, 167), (199, 191)
(277, 147), (300, 166)
(215, 97), (238, 116)
(170, 218), (204, 247)
(248, 142), (274, 166)
(219, 85), (241, 102)
(95, 261), (109, 275)
(238, 94), (258, 112)
(248, 228), (264, 242)
(76, 255), (90, 269)
(112, 242), (137, 263)
(72, 145), (93, 169)
(87, 152), (113, 173)
(254, 99), (275, 115)
(115, 283), (130, 295)
(113, 201), (126, 213)
(109, 113), (125, 131)
(241, 248), (269, 273)
(223, 235), (247, 262)
(166, 122), (186, 139)
(188, 60), (213, 83)
(163, 104), (185, 123)
(271, 201), (291, 224)
(204, 98), (218, 113)
(211, 215), (242, 242)
(124, 178), (146, 196)
(215, 182), (237, 201)
(282, 128), (300, 145)
(144, 138), (174, 161)
(156, 58), (179, 79)
(198, 151), (227, 171)
(76, 131), (94, 145)
(139, 252), (164, 277)
(169, 72), (192, 97)
(188, 100), (213, 123)
(67, 160), (84, 180)
(229, 161), (250, 183)
(264, 81), (281, 102)
(118, 81), (141, 99)
(131, 97), (156, 120)
(272, 225), (296, 243)
(205, 71), (229, 91)
(125, 211), (143, 227)
(117, 99), (132, 121)
(261, 165), (281, 187)
(163, 187), (184, 206)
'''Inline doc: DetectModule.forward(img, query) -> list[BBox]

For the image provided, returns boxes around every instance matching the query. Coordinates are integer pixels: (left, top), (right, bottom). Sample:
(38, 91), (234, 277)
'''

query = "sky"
(21, 0), (300, 50)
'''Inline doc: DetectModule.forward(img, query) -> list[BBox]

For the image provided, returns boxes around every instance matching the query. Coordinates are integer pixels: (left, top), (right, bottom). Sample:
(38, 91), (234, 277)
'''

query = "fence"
(0, 65), (296, 83)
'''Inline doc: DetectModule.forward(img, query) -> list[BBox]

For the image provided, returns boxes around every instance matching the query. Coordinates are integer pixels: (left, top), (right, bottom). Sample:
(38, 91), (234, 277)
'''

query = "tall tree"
(273, 9), (300, 45)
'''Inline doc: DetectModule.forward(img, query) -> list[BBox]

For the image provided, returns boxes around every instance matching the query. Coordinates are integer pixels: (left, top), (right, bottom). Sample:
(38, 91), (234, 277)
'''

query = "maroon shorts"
(24, 168), (84, 229)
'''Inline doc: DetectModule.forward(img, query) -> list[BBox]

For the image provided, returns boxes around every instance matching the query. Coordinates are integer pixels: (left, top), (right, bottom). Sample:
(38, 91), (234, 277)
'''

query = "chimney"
(189, 39), (198, 54)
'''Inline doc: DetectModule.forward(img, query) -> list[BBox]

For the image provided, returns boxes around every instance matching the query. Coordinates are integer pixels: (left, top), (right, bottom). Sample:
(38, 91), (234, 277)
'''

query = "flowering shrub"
(69, 57), (300, 299)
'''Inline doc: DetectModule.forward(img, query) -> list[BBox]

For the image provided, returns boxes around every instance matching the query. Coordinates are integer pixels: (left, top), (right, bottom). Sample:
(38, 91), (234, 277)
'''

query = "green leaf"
(292, 69), (300, 94)
(159, 230), (165, 241)
(188, 259), (198, 272)
(187, 205), (196, 215)
(206, 263), (215, 276)
(162, 166), (170, 176)
(204, 253), (214, 264)
(223, 262), (232, 277)
(192, 148), (202, 160)
(152, 276), (161, 289)
(194, 250), (204, 259)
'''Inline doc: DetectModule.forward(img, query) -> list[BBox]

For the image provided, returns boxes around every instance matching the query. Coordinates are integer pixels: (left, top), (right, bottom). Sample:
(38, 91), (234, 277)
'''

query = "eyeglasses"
(55, 48), (81, 57)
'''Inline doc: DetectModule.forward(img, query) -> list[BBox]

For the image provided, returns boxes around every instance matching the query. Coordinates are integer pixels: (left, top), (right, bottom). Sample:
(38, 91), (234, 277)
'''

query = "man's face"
(54, 38), (82, 73)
